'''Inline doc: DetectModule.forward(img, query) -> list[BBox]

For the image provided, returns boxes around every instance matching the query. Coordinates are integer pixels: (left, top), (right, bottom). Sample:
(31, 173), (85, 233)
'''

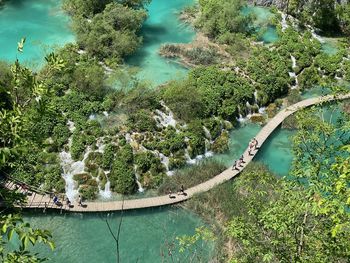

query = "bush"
(102, 144), (116, 169)
(53, 123), (70, 148)
(128, 109), (158, 132)
(71, 133), (86, 160)
(109, 144), (136, 194)
(79, 184), (99, 200)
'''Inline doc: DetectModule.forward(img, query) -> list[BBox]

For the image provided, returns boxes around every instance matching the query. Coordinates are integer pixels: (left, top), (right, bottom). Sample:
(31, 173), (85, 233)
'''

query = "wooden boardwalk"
(3, 93), (350, 212)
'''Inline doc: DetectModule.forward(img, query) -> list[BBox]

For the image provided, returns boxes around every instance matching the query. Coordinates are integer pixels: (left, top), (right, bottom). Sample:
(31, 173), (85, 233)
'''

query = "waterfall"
(310, 29), (325, 43)
(281, 12), (288, 31)
(291, 55), (297, 69)
(185, 149), (197, 164)
(89, 114), (97, 120)
(246, 101), (252, 115)
(67, 120), (75, 133)
(253, 90), (259, 106)
(154, 109), (177, 128)
(99, 181), (112, 199)
(59, 150), (91, 201)
(258, 107), (266, 114)
(237, 113), (246, 123)
(136, 180), (144, 192)
(159, 153), (170, 171)
(103, 111), (109, 117)
(203, 126), (212, 140)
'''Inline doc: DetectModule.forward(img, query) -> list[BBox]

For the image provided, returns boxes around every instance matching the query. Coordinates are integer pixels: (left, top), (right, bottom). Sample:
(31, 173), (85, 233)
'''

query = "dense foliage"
(196, 0), (251, 39)
(63, 0), (148, 65)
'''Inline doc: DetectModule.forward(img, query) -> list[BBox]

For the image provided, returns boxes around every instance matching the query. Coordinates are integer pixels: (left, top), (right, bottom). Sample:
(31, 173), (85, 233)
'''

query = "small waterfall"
(154, 109), (177, 128)
(237, 114), (246, 123)
(281, 12), (288, 31)
(310, 29), (325, 43)
(185, 149), (197, 164)
(89, 114), (97, 120)
(246, 101), (252, 115)
(253, 90), (259, 106)
(59, 150), (90, 201)
(67, 120), (75, 133)
(203, 126), (212, 140)
(96, 138), (105, 153)
(153, 101), (178, 128)
(258, 107), (266, 114)
(136, 180), (144, 192)
(159, 153), (170, 171)
(291, 55), (297, 69)
(99, 181), (112, 199)
(103, 111), (109, 117)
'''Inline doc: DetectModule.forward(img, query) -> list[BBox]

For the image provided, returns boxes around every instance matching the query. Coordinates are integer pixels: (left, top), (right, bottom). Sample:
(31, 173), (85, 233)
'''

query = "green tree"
(196, 0), (251, 39)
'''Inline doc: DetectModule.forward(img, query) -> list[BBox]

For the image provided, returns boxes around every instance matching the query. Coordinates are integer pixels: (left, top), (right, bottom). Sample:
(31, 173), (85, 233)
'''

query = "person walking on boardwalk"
(253, 137), (259, 149)
(232, 160), (239, 171)
(239, 155), (245, 164)
(53, 195), (59, 205)
(179, 185), (185, 195)
(78, 195), (83, 206)
(248, 141), (254, 155)
(66, 197), (71, 207)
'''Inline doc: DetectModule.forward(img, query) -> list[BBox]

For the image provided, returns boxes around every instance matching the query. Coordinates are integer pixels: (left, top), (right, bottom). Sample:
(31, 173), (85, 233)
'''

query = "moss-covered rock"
(266, 103), (278, 118)
(250, 114), (266, 124)
(211, 131), (229, 153)
(73, 173), (91, 185)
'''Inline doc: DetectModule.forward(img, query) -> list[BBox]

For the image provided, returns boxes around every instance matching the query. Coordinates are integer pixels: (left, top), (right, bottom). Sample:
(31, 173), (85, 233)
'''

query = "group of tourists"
(168, 185), (186, 198)
(52, 194), (83, 207)
(232, 137), (259, 171)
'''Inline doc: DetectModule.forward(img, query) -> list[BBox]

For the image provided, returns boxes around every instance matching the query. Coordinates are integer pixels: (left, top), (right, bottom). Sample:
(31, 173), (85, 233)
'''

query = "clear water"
(126, 0), (195, 86)
(213, 123), (294, 176)
(0, 0), (74, 68)
(21, 207), (212, 263)
(242, 6), (279, 44)
(322, 42), (338, 55)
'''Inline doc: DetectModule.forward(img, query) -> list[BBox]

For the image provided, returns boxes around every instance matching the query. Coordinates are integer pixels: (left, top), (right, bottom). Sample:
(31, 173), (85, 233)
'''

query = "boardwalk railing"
(2, 93), (350, 212)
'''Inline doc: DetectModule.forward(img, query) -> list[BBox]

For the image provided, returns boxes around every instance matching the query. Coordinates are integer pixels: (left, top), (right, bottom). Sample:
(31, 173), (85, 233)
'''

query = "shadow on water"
(126, 24), (169, 65)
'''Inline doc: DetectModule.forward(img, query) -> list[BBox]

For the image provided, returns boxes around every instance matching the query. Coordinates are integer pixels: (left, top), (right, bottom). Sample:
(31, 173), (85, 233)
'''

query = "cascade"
(281, 12), (288, 31)
(99, 180), (112, 199)
(203, 126), (212, 140)
(59, 149), (91, 201)
(291, 55), (297, 69)
(67, 120), (75, 133)
(154, 109), (177, 128)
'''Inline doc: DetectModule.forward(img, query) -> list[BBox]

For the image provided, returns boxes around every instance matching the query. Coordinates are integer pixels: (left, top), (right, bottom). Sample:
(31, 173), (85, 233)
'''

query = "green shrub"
(71, 133), (86, 161)
(102, 144), (116, 169)
(128, 109), (158, 132)
(53, 123), (70, 148)
(79, 184), (99, 200)
(109, 144), (136, 194)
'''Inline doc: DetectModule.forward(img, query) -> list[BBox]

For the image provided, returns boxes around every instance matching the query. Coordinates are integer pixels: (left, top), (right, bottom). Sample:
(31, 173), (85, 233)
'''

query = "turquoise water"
(126, 0), (195, 86)
(242, 6), (279, 44)
(322, 42), (338, 55)
(213, 123), (294, 176)
(0, 0), (74, 68)
(22, 207), (212, 262)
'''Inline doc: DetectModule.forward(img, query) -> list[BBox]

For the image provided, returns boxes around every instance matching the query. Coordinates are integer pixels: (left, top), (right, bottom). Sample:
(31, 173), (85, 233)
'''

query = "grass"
(158, 159), (226, 194)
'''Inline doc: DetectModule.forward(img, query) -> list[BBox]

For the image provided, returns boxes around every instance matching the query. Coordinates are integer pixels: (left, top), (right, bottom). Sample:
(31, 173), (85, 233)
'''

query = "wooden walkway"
(3, 93), (350, 212)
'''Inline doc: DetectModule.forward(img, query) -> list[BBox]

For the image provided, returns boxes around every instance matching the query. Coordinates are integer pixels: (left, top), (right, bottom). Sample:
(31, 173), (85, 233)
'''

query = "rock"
(250, 114), (266, 124)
